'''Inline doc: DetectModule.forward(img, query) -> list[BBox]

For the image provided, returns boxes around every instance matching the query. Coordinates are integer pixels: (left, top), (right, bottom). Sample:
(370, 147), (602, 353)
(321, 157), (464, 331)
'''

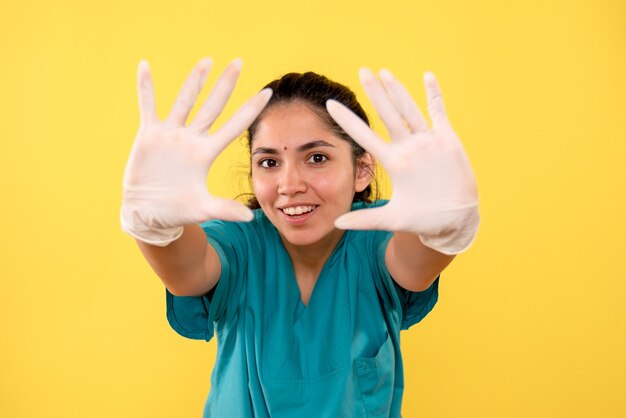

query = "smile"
(281, 205), (317, 216)
(279, 205), (318, 224)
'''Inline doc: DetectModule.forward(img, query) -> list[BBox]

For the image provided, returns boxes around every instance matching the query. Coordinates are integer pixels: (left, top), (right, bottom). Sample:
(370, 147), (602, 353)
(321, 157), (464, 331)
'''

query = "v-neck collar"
(273, 228), (348, 310)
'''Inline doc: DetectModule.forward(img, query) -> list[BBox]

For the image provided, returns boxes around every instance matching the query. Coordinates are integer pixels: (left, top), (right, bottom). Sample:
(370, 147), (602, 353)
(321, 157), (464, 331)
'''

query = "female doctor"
(121, 57), (480, 417)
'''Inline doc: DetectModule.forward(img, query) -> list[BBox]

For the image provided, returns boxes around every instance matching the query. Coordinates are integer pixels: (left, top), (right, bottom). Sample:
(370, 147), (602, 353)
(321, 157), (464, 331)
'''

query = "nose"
(277, 163), (307, 196)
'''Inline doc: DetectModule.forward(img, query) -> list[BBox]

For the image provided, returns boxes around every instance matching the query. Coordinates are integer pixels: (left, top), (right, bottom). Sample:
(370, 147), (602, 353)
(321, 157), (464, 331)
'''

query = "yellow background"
(1, 0), (624, 417)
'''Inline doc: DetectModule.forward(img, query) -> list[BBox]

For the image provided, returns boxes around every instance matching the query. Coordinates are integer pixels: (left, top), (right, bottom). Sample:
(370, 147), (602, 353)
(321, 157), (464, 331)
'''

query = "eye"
(259, 158), (279, 168)
(307, 153), (328, 165)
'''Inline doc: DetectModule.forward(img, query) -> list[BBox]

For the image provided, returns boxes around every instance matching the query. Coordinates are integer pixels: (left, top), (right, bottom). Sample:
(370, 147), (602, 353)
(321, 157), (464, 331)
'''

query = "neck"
(280, 229), (345, 273)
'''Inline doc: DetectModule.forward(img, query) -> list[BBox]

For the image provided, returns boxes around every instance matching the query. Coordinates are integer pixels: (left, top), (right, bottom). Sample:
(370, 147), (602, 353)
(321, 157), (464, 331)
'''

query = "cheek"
(313, 176), (336, 191)
(311, 170), (355, 196)
(251, 173), (274, 202)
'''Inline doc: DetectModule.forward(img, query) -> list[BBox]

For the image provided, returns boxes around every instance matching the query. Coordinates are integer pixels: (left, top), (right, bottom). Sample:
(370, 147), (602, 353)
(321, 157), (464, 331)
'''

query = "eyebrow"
(251, 140), (336, 156)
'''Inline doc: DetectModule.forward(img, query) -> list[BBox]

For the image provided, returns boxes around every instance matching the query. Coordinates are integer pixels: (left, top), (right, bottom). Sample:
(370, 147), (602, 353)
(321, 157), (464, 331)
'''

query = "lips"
(278, 204), (318, 224)
(281, 205), (316, 216)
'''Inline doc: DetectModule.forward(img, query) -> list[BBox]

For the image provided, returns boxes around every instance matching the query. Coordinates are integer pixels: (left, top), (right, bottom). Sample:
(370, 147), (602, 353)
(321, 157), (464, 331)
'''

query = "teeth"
(282, 206), (316, 216)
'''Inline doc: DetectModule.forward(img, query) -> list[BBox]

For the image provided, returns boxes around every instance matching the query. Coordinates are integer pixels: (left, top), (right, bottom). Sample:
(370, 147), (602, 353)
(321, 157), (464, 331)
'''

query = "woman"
(121, 57), (480, 417)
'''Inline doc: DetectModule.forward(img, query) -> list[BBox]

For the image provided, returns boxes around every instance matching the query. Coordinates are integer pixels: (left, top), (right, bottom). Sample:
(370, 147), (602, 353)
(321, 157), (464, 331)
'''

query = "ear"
(354, 152), (375, 193)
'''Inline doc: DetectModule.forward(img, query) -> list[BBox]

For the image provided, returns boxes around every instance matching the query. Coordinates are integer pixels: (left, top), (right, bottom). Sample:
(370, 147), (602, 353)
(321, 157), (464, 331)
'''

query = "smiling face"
(251, 101), (372, 249)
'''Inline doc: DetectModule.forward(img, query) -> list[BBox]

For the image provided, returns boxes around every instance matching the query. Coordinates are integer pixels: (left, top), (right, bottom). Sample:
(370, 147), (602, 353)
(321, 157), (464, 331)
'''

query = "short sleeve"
(395, 275), (439, 330)
(371, 231), (439, 330)
(353, 199), (439, 331)
(165, 219), (249, 342)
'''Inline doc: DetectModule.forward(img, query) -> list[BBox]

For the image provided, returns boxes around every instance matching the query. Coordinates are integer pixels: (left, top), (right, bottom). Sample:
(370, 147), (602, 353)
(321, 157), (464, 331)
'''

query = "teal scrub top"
(166, 200), (439, 418)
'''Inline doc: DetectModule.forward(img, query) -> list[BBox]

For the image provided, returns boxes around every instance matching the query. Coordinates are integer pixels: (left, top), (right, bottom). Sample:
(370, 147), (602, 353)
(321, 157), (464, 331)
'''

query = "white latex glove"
(326, 68), (480, 255)
(121, 58), (272, 246)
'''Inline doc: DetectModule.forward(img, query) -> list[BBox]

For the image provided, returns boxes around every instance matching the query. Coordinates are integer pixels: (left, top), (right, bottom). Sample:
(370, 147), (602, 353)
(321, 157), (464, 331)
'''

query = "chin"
(279, 224), (344, 248)
(278, 230), (324, 247)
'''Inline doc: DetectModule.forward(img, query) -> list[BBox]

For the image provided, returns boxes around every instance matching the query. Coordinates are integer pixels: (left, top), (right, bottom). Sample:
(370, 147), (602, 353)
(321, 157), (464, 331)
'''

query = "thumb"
(334, 207), (390, 231)
(202, 197), (254, 223)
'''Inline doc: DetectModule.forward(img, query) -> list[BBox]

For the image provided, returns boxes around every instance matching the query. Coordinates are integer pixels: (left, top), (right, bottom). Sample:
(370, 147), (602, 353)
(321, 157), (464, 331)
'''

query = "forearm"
(136, 224), (214, 296)
(385, 231), (455, 292)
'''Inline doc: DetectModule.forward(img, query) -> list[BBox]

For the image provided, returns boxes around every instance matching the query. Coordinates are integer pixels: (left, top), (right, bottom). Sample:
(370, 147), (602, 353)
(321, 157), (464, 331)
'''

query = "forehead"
(252, 102), (345, 149)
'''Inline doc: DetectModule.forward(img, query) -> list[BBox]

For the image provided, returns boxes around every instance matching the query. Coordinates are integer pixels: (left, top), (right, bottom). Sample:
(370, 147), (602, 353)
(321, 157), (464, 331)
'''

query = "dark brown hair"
(244, 72), (378, 209)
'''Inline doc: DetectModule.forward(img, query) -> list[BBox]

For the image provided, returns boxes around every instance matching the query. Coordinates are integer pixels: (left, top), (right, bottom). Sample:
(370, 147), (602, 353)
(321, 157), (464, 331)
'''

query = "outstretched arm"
(121, 58), (272, 296)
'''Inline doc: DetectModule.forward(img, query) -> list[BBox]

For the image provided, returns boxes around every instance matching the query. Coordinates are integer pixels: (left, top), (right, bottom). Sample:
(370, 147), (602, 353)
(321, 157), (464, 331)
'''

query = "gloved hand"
(121, 58), (272, 246)
(326, 68), (480, 255)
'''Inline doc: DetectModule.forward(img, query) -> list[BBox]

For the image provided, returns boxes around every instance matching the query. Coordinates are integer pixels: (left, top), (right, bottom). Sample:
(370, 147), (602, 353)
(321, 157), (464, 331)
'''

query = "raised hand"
(121, 58), (272, 246)
(326, 68), (479, 255)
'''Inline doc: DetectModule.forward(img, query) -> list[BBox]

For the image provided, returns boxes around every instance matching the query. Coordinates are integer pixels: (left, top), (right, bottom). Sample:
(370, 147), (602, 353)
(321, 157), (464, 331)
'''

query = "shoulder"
(198, 208), (277, 252)
(350, 199), (389, 211)
(200, 208), (272, 236)
(345, 199), (392, 248)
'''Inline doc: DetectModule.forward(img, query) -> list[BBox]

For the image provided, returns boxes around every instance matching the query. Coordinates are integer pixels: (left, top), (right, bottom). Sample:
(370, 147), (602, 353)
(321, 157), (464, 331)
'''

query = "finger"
(424, 71), (450, 130)
(359, 67), (410, 139)
(165, 57), (213, 126)
(209, 88), (273, 155)
(137, 60), (158, 125)
(334, 206), (390, 231)
(326, 99), (391, 167)
(379, 68), (429, 133)
(203, 197), (254, 222)
(189, 58), (242, 134)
